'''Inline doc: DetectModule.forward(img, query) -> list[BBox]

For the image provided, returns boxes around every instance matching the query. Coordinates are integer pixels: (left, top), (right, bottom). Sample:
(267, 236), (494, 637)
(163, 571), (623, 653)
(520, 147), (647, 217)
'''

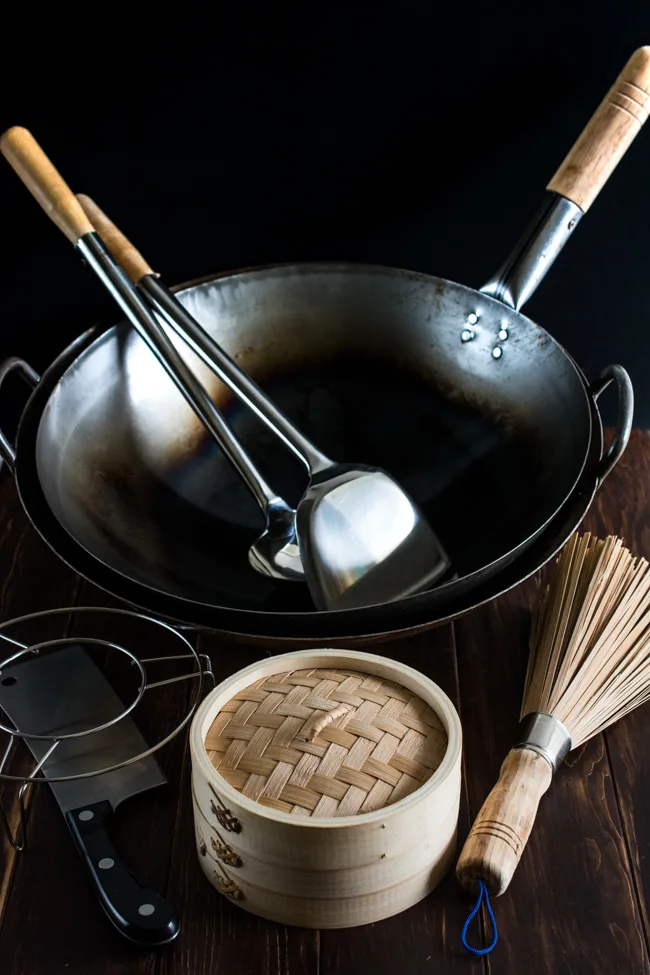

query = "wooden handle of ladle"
(0, 127), (94, 243)
(77, 194), (154, 282)
(456, 747), (553, 897)
(548, 46), (650, 212)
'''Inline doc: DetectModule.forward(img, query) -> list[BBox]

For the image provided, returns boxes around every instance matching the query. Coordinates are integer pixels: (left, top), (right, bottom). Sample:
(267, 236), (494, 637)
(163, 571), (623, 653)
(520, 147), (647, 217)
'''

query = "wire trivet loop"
(0, 606), (214, 851)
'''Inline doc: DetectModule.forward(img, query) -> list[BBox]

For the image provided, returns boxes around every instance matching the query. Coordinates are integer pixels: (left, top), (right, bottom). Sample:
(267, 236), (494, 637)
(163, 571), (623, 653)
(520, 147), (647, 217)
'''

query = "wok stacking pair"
(0, 47), (647, 641)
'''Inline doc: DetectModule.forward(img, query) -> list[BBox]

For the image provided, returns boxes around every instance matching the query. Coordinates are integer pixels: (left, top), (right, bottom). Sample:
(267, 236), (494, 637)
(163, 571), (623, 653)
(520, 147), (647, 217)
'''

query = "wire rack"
(0, 606), (214, 852)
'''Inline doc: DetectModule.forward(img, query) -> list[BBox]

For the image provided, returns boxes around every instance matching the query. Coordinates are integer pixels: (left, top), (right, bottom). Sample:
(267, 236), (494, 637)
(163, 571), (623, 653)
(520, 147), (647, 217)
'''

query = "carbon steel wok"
(0, 333), (627, 643)
(0, 265), (632, 641)
(0, 48), (645, 641)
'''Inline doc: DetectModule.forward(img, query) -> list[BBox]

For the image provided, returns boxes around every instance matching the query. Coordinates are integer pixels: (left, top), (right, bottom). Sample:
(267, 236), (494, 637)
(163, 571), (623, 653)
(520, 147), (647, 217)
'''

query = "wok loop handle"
(0, 358), (40, 473)
(548, 47), (650, 212)
(590, 364), (634, 483)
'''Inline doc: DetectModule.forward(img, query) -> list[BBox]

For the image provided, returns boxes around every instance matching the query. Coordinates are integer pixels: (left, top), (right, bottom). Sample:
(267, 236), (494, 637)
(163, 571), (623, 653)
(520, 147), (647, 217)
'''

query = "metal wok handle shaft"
(482, 47), (650, 311)
(75, 195), (331, 474)
(0, 127), (282, 514)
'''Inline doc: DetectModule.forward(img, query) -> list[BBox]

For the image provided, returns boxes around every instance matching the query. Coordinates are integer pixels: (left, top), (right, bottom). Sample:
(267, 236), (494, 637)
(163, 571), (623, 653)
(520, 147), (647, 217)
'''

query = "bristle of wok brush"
(521, 532), (650, 748)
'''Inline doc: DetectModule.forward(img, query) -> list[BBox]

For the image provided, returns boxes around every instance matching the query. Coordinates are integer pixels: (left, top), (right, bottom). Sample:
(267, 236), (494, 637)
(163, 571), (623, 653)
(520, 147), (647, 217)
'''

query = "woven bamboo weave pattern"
(205, 667), (447, 818)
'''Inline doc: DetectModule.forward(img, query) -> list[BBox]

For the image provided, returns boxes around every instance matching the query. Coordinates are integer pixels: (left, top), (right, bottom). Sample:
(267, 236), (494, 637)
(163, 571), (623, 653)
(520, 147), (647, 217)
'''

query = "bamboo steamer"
(190, 649), (462, 928)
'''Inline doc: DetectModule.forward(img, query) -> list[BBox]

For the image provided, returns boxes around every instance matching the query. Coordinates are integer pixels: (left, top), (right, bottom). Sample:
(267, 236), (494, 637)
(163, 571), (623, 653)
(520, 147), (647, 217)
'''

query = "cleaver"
(0, 644), (180, 946)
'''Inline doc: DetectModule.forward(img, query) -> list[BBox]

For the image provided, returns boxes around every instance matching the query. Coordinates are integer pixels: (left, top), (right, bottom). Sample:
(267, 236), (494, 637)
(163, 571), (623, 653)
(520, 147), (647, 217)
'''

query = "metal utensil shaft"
(77, 233), (278, 513)
(139, 275), (332, 473)
(480, 193), (583, 311)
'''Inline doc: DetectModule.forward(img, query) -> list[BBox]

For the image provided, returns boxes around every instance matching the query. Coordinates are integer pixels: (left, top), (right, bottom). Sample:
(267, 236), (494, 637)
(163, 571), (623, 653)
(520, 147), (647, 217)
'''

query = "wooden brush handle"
(548, 46), (650, 212)
(76, 194), (154, 282)
(456, 747), (553, 896)
(0, 127), (94, 243)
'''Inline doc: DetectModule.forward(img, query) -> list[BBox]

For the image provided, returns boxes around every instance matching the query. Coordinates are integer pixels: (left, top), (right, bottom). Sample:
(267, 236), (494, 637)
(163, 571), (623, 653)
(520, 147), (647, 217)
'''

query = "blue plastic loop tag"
(461, 879), (498, 955)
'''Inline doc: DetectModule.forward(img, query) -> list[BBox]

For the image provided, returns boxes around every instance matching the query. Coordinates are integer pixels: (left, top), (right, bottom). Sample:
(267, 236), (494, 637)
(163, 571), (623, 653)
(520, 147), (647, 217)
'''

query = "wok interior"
(35, 265), (591, 614)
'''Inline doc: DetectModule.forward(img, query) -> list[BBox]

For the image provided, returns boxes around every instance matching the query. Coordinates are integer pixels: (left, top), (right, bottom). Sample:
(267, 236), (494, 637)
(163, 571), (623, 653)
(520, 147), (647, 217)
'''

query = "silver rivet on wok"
(492, 346), (503, 359)
(499, 328), (509, 341)
(460, 329), (475, 343)
(466, 312), (478, 325)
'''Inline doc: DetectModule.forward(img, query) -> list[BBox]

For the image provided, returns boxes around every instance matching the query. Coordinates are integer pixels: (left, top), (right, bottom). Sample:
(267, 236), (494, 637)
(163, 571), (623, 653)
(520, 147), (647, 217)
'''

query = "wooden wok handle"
(548, 46), (650, 212)
(456, 747), (553, 896)
(0, 127), (94, 243)
(76, 194), (154, 282)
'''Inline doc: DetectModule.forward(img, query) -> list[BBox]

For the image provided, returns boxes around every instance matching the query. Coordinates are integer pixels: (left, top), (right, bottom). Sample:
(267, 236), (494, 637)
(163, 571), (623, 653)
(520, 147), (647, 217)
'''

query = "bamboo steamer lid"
(190, 649), (462, 928)
(205, 664), (448, 818)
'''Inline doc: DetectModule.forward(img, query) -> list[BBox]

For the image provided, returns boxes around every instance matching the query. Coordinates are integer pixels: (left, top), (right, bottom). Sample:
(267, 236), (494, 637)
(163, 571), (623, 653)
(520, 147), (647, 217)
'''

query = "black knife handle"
(66, 800), (180, 946)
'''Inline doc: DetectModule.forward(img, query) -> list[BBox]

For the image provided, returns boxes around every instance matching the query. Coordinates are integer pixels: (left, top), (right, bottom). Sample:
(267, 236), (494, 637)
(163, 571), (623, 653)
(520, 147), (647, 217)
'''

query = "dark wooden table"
(1, 431), (650, 975)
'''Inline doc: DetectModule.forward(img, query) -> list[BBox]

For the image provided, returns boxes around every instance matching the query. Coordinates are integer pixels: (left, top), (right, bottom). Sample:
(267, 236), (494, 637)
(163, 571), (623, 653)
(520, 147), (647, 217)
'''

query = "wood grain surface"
(1, 431), (650, 973)
(547, 47), (650, 211)
(456, 746), (554, 896)
(0, 127), (94, 243)
(76, 195), (155, 282)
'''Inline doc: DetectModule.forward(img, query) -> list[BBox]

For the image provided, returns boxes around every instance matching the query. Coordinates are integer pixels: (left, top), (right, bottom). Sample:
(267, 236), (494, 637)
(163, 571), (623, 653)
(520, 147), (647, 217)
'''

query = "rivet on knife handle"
(548, 46), (650, 212)
(67, 800), (180, 946)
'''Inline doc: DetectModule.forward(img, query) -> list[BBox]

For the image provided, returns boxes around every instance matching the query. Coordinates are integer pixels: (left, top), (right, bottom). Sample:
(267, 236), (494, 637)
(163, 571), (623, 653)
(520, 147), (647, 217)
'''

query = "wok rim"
(11, 262), (598, 637)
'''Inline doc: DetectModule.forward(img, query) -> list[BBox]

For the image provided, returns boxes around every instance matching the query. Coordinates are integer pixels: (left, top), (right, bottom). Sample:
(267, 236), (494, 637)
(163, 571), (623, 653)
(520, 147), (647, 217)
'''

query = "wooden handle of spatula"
(77, 194), (154, 282)
(0, 127), (94, 243)
(547, 46), (650, 212)
(456, 747), (553, 896)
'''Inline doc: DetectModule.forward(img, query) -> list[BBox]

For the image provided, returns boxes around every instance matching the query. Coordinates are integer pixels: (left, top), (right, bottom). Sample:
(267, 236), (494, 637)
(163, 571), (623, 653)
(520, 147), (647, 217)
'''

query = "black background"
(1, 9), (650, 430)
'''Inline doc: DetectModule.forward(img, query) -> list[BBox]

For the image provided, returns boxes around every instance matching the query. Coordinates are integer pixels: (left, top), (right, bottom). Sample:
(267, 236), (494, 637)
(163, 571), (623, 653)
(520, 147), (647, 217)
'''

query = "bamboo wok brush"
(457, 532), (650, 898)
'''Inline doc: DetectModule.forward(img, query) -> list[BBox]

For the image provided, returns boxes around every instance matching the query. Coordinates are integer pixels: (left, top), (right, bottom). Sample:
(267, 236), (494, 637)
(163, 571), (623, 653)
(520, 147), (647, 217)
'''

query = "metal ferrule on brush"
(514, 712), (572, 772)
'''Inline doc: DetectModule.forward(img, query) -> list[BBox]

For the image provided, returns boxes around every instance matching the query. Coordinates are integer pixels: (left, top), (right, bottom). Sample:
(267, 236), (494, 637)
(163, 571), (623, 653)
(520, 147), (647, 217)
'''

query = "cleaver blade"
(0, 644), (180, 946)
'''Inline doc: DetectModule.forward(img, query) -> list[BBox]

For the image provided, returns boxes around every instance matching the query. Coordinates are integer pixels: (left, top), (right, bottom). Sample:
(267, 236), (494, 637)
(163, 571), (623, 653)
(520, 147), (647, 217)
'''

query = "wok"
(0, 269), (631, 641)
(0, 48), (645, 640)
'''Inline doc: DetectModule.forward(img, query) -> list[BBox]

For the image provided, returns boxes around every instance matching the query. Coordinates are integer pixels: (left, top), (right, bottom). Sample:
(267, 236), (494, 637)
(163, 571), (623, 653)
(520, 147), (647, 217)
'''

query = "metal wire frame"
(0, 606), (215, 851)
